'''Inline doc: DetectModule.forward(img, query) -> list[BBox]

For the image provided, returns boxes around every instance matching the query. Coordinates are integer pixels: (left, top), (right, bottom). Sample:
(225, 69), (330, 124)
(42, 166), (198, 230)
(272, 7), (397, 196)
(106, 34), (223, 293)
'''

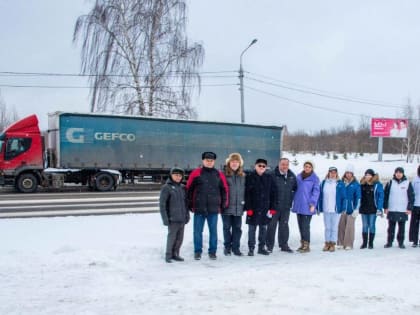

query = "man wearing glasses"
(187, 152), (229, 260)
(245, 158), (277, 256)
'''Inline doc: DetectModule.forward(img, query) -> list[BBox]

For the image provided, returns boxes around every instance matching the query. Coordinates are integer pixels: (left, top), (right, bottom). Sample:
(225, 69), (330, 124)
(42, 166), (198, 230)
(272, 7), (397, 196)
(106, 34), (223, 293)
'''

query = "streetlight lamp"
(239, 38), (258, 123)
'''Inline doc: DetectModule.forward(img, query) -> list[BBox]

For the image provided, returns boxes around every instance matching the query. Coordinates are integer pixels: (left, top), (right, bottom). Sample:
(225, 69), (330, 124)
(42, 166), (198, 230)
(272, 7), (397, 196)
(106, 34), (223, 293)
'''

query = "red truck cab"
(0, 114), (44, 192)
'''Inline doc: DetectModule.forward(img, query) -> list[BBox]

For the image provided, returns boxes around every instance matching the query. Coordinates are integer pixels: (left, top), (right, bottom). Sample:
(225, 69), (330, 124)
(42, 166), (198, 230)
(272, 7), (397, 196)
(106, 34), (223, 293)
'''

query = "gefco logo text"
(66, 128), (136, 143)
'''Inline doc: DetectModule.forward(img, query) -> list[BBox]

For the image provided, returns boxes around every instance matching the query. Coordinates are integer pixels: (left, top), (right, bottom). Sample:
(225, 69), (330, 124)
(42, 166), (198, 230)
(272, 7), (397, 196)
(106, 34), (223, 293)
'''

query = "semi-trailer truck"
(0, 112), (283, 193)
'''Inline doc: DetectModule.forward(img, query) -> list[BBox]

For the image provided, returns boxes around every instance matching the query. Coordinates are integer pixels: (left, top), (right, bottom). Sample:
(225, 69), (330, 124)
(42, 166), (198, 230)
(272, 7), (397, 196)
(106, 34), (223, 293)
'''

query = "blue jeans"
(323, 212), (341, 242)
(361, 214), (377, 234)
(194, 213), (218, 254)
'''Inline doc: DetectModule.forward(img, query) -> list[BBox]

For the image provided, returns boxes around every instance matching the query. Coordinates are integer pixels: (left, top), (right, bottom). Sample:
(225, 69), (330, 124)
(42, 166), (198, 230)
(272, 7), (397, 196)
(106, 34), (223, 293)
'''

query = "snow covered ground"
(1, 152), (420, 315)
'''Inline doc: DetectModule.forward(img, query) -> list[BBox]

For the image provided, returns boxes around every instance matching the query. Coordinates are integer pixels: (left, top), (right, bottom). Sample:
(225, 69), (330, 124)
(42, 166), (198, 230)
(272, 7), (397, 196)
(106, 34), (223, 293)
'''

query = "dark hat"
(365, 169), (375, 176)
(255, 158), (267, 165)
(328, 166), (338, 172)
(170, 167), (184, 175)
(394, 167), (405, 174)
(202, 151), (217, 160)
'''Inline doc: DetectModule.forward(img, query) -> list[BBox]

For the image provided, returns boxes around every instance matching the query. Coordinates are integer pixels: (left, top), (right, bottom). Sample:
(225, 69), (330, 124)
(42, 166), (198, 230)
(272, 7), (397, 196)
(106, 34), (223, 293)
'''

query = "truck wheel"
(95, 172), (114, 192)
(16, 173), (38, 193)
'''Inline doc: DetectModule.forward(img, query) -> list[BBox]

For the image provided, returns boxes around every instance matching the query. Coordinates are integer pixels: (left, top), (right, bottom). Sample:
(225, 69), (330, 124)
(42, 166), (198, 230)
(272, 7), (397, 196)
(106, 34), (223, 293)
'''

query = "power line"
(0, 70), (237, 78)
(245, 85), (370, 118)
(247, 71), (405, 108)
(0, 83), (237, 89)
(246, 75), (404, 109)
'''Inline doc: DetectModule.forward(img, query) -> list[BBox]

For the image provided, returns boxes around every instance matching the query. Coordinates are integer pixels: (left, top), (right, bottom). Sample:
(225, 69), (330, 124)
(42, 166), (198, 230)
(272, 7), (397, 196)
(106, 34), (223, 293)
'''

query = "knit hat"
(255, 158), (267, 165)
(225, 152), (244, 167)
(202, 151), (217, 160)
(304, 160), (314, 169)
(345, 164), (355, 174)
(170, 167), (184, 175)
(328, 166), (338, 172)
(364, 169), (375, 176)
(394, 167), (404, 174)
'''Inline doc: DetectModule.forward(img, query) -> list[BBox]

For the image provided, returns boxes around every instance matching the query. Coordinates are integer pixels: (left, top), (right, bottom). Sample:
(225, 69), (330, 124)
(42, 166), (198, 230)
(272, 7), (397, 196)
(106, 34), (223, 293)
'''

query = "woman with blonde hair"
(337, 164), (361, 250)
(222, 153), (246, 256)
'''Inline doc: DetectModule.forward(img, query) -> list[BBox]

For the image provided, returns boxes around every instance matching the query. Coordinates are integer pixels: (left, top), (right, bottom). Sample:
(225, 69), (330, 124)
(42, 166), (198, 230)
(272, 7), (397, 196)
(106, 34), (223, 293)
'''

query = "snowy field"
(1, 152), (420, 315)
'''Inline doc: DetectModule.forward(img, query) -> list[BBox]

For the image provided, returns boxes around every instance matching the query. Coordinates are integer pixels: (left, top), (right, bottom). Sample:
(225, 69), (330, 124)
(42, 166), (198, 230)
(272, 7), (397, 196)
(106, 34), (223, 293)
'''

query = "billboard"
(371, 118), (408, 138)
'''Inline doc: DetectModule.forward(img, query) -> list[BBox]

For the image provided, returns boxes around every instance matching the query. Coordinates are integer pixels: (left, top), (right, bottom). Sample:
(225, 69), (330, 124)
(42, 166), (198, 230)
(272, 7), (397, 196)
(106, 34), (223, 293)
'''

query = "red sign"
(371, 118), (408, 138)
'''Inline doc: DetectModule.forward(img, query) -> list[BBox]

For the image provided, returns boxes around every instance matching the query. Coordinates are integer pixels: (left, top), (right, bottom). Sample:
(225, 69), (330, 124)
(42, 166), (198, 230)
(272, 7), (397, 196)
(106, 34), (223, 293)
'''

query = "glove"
(376, 210), (384, 218)
(352, 210), (359, 219)
(247, 210), (254, 216)
(266, 209), (276, 218)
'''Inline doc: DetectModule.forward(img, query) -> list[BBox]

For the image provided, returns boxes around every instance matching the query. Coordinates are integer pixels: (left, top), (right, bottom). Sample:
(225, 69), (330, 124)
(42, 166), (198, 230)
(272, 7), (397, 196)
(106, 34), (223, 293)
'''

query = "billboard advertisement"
(371, 118), (408, 138)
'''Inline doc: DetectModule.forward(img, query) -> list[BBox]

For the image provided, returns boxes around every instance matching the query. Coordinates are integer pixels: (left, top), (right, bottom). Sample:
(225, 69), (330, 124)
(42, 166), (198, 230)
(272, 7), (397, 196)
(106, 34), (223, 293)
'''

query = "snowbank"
(1, 212), (420, 315)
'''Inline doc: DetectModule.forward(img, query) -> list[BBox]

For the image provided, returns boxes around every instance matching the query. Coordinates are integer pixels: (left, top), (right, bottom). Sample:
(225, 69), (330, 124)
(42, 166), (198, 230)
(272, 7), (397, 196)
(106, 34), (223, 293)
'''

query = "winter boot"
(258, 246), (270, 255)
(368, 233), (375, 249)
(322, 242), (331, 252)
(298, 241), (310, 253)
(224, 248), (232, 256)
(329, 242), (336, 252)
(297, 240), (304, 251)
(172, 256), (184, 261)
(248, 247), (255, 256)
(360, 233), (368, 249)
(165, 255), (173, 263)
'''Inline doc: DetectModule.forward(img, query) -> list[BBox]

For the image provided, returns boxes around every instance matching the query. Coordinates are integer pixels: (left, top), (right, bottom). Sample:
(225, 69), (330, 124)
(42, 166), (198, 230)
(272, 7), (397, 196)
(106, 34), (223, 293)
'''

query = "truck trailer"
(0, 112), (283, 193)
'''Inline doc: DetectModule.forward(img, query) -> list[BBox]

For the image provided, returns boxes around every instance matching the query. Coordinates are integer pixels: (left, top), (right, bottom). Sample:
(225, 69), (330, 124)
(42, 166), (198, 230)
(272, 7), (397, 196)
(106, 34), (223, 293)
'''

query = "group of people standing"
(159, 151), (420, 263)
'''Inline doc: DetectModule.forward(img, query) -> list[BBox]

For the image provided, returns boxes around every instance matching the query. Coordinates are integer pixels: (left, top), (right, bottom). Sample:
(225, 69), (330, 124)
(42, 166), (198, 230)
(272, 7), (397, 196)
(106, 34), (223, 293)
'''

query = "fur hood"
(225, 152), (245, 177)
(360, 173), (379, 185)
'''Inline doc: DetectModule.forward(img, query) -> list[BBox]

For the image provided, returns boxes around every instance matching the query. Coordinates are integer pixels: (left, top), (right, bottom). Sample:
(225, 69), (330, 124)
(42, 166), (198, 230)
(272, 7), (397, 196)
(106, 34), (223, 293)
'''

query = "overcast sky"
(1, 0), (420, 132)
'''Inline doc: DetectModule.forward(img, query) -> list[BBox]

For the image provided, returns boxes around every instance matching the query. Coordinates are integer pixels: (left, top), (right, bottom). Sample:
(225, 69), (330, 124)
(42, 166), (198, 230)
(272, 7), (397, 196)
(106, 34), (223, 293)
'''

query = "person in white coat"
(383, 167), (414, 249)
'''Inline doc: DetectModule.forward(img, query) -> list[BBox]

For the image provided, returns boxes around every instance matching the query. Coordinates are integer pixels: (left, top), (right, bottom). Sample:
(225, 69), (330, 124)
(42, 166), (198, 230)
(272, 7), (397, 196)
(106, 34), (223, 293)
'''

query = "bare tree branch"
(73, 0), (204, 118)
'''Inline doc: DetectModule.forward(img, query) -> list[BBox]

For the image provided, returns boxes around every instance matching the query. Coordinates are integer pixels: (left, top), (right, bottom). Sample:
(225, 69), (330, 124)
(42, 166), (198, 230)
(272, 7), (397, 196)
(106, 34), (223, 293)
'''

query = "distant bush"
(343, 152), (348, 160)
(333, 153), (338, 160)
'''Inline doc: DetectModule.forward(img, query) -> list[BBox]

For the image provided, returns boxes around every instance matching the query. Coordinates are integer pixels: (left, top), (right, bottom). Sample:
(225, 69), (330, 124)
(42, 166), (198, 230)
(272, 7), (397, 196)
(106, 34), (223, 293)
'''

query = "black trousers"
(222, 214), (243, 252)
(248, 224), (267, 250)
(387, 220), (406, 245)
(266, 209), (291, 250)
(165, 222), (185, 258)
(409, 207), (420, 244)
(297, 214), (312, 242)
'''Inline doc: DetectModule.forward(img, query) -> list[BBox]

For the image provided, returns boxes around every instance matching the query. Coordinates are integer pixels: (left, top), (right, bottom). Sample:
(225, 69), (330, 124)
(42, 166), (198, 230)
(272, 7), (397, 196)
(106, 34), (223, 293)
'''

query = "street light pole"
(239, 38), (258, 123)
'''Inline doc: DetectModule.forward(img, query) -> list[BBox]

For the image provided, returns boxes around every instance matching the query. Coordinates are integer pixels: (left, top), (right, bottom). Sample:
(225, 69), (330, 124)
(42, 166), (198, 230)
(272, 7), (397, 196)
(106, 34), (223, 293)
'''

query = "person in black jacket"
(245, 158), (277, 256)
(159, 167), (190, 263)
(266, 158), (297, 253)
(186, 152), (229, 261)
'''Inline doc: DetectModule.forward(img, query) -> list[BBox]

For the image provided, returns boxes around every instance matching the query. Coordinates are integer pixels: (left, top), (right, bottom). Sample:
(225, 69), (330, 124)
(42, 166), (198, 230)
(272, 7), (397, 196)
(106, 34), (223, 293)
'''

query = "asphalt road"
(0, 190), (160, 219)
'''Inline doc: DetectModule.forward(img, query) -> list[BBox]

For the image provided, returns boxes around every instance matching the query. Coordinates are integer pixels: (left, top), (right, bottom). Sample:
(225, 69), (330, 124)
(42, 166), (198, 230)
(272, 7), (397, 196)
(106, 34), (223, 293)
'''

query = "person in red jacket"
(186, 152), (229, 260)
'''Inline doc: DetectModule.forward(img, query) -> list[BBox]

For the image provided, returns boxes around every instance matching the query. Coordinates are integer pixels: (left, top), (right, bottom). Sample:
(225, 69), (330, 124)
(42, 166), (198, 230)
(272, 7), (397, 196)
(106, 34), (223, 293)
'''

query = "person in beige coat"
(337, 165), (361, 250)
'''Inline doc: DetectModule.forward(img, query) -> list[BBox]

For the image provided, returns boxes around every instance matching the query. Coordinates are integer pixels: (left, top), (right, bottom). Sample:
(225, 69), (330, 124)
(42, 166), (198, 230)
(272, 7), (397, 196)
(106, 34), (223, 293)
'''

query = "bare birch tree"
(73, 0), (204, 118)
(0, 91), (19, 131)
